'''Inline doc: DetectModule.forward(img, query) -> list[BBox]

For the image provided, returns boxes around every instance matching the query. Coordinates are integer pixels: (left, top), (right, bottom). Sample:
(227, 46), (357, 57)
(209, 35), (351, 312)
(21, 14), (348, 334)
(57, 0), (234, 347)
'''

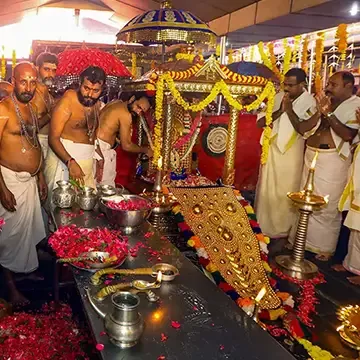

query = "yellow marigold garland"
(12, 49), (16, 69)
(336, 23), (348, 65)
(175, 53), (195, 63)
(1, 46), (6, 80)
(153, 76), (165, 166)
(282, 39), (292, 84)
(131, 53), (137, 78)
(292, 35), (301, 65)
(267, 42), (281, 80)
(228, 49), (234, 64)
(154, 72), (276, 164)
(301, 36), (309, 73)
(258, 42), (273, 70)
(261, 84), (276, 164)
(250, 46), (255, 62)
(297, 338), (335, 360)
(315, 32), (325, 94)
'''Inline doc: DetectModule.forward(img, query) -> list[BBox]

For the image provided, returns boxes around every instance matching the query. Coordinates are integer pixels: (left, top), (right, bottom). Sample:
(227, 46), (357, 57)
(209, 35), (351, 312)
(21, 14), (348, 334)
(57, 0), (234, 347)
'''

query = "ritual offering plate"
(337, 305), (360, 350)
(49, 226), (128, 272)
(100, 194), (152, 228)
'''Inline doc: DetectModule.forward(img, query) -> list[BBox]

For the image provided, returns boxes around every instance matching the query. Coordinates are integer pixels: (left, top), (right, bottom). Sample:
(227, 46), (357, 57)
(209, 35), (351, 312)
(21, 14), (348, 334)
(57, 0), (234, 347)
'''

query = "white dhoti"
(97, 138), (116, 187)
(44, 138), (96, 208)
(340, 145), (360, 274)
(38, 134), (49, 160)
(289, 146), (350, 255)
(255, 137), (304, 238)
(0, 166), (45, 273)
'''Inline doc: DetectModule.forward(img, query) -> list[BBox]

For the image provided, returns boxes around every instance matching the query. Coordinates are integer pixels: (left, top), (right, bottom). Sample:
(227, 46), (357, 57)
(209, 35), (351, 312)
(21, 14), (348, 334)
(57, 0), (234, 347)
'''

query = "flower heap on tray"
(49, 225), (129, 269)
(106, 198), (153, 211)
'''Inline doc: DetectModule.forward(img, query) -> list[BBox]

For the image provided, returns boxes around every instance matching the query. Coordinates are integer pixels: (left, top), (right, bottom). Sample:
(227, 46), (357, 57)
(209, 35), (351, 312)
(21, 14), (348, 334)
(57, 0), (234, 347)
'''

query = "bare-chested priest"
(32, 52), (58, 159)
(97, 92), (154, 187)
(0, 62), (47, 305)
(45, 66), (104, 205)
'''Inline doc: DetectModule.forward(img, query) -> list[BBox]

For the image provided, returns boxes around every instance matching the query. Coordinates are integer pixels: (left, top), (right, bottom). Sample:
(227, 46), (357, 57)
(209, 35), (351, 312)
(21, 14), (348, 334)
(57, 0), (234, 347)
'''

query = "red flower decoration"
(57, 49), (131, 77)
(160, 333), (168, 342)
(96, 343), (105, 351)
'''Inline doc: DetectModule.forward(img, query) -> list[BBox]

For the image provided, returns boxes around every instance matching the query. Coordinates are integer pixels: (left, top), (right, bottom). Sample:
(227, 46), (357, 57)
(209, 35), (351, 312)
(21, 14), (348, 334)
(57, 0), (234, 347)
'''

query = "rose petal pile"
(106, 198), (152, 211)
(0, 303), (92, 359)
(49, 225), (128, 268)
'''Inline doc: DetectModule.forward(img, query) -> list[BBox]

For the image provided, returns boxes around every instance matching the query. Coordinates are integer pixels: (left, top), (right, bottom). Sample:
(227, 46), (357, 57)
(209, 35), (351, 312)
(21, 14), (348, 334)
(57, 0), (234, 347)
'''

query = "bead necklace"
(11, 92), (39, 153)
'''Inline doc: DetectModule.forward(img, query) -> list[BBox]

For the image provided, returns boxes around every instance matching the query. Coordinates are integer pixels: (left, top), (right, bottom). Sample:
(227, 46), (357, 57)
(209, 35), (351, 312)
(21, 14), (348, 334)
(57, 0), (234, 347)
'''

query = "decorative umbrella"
(56, 48), (131, 89)
(116, 0), (216, 47)
(227, 61), (279, 82)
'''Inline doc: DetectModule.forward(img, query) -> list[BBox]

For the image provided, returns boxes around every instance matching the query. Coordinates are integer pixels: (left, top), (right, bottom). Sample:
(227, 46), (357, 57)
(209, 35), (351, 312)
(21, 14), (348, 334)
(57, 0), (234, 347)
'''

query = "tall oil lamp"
(275, 151), (329, 280)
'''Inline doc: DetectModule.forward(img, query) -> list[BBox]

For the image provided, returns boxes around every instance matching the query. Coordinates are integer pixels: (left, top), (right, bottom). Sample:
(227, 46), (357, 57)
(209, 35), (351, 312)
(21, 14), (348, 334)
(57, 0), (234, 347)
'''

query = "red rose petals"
(0, 302), (92, 360)
(219, 344), (225, 351)
(49, 225), (128, 269)
(96, 343), (105, 351)
(171, 321), (181, 329)
(100, 331), (106, 336)
(158, 356), (166, 360)
(106, 198), (152, 211)
(160, 333), (168, 342)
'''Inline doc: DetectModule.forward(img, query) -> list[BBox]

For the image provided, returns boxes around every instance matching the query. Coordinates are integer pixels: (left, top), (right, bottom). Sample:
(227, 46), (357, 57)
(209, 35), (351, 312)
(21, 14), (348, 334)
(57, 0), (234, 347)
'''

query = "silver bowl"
(100, 194), (152, 228)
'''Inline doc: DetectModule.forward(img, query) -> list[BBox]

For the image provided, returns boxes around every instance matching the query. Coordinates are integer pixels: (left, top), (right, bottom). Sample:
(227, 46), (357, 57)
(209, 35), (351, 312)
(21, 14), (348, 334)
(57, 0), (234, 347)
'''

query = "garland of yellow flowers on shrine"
(335, 23), (348, 68)
(153, 72), (276, 165)
(315, 32), (325, 94)
(301, 36), (309, 73)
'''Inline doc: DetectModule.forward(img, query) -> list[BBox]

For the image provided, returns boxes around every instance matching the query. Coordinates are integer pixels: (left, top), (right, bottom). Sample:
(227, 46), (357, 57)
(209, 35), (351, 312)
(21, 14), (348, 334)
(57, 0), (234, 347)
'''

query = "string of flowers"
(249, 45), (255, 62)
(315, 32), (325, 94)
(228, 49), (234, 64)
(335, 23), (348, 69)
(282, 39), (292, 84)
(11, 49), (16, 70)
(292, 35), (301, 65)
(131, 53), (137, 78)
(153, 75), (165, 166)
(301, 36), (309, 73)
(258, 42), (273, 70)
(154, 72), (276, 164)
(268, 42), (281, 80)
(1, 46), (5, 80)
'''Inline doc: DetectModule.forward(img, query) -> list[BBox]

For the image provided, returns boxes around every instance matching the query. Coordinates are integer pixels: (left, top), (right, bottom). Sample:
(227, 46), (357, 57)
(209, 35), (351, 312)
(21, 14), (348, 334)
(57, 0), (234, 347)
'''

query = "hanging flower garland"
(315, 32), (325, 94)
(282, 39), (292, 84)
(154, 73), (276, 164)
(258, 42), (273, 70)
(249, 45), (255, 62)
(335, 24), (348, 67)
(292, 35), (301, 65)
(131, 53), (137, 78)
(1, 46), (5, 80)
(268, 42), (281, 80)
(301, 36), (309, 73)
(153, 75), (165, 166)
(11, 49), (16, 70)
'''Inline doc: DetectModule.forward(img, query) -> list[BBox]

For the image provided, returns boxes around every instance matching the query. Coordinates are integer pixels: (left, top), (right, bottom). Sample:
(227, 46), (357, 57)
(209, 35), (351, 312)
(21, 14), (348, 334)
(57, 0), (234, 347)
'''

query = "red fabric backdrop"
(194, 114), (262, 190)
(115, 114), (262, 191)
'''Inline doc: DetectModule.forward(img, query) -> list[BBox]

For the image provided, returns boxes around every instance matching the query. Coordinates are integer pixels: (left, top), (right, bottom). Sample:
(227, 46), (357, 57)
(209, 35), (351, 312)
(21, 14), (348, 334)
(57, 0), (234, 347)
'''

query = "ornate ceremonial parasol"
(116, 0), (216, 47)
(56, 48), (131, 89)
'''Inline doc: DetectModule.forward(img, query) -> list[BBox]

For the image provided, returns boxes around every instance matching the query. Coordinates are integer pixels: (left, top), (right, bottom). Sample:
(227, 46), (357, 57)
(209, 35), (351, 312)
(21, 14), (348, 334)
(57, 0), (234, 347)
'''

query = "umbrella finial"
(161, 0), (172, 9)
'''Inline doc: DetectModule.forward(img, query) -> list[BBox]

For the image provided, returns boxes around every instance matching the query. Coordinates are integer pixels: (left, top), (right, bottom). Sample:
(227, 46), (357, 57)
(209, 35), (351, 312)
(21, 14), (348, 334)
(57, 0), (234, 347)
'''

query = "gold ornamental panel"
(170, 186), (281, 310)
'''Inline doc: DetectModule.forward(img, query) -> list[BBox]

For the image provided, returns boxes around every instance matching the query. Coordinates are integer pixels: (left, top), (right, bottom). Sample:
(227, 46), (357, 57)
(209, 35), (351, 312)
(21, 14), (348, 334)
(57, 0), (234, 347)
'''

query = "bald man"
(0, 81), (13, 100)
(0, 62), (46, 306)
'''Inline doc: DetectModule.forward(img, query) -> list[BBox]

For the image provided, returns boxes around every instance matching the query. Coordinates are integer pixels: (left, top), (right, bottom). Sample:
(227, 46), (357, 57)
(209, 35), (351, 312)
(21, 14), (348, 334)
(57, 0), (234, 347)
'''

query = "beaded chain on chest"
(36, 87), (53, 113)
(11, 93), (40, 153)
(83, 105), (99, 142)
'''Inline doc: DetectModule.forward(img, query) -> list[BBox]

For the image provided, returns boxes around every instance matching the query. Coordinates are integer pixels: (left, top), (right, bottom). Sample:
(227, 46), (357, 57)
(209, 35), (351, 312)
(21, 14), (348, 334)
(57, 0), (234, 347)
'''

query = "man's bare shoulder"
(0, 98), (12, 119)
(101, 101), (129, 118)
(36, 82), (48, 93)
